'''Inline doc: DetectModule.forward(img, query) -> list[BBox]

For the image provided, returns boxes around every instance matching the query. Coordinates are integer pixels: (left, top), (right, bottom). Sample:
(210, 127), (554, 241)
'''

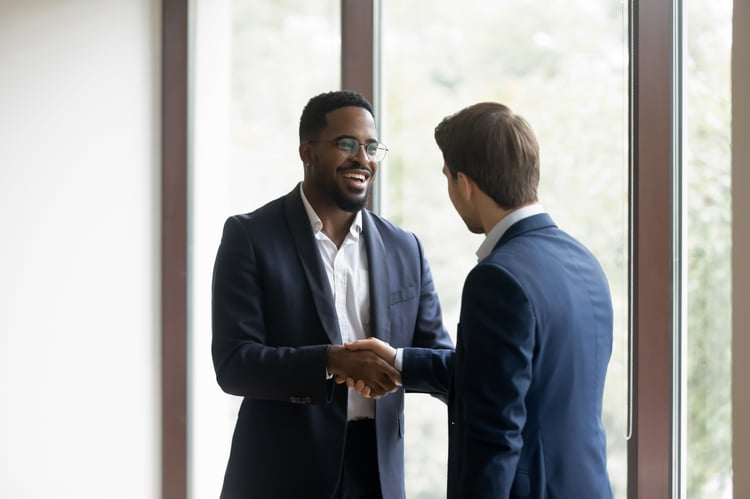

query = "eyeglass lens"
(338, 138), (386, 161)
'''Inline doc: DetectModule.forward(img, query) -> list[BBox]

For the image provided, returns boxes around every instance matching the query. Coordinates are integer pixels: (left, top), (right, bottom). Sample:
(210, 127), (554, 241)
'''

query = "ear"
(299, 143), (312, 167)
(456, 172), (475, 202)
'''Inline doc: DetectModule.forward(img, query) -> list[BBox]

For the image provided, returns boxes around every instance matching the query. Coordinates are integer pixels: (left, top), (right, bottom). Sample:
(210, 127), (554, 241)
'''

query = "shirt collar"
(299, 184), (362, 238)
(476, 203), (545, 261)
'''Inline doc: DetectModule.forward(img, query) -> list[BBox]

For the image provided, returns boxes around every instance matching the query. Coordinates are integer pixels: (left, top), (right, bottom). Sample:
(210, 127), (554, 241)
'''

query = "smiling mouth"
(342, 171), (369, 182)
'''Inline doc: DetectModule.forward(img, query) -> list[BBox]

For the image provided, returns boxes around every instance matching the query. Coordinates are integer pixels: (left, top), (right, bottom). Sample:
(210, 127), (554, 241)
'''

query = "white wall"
(0, 1), (160, 497)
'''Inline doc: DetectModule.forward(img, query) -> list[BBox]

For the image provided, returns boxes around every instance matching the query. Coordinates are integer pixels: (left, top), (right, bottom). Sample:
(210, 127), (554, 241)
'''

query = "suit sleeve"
(211, 216), (332, 403)
(455, 263), (535, 498)
(401, 235), (454, 396)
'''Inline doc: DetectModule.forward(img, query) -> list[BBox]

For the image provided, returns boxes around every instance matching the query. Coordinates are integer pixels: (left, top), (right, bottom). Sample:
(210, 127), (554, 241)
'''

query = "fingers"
(358, 372), (394, 398)
(347, 375), (399, 399)
(327, 343), (403, 399)
(354, 364), (401, 399)
(344, 338), (397, 366)
(346, 378), (374, 399)
(357, 381), (373, 399)
(343, 337), (380, 351)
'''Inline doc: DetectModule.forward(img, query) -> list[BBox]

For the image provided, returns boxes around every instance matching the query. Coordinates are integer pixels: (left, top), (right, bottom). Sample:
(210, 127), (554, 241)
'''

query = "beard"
(334, 162), (373, 212)
(309, 157), (372, 213)
(332, 183), (369, 212)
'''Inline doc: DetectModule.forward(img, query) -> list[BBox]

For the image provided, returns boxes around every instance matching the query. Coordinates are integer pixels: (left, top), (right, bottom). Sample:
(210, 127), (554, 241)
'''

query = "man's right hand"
(326, 345), (402, 399)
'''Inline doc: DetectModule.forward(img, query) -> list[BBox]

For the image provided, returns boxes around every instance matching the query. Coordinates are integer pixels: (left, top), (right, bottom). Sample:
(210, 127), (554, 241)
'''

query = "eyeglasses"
(309, 136), (389, 162)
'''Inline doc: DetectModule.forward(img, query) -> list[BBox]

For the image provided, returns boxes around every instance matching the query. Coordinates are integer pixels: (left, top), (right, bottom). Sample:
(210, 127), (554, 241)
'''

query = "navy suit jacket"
(211, 185), (453, 499)
(446, 213), (613, 499)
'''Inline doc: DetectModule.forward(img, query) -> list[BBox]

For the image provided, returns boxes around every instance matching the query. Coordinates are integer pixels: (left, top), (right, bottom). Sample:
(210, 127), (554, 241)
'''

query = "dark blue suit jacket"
(211, 185), (453, 499)
(446, 213), (613, 499)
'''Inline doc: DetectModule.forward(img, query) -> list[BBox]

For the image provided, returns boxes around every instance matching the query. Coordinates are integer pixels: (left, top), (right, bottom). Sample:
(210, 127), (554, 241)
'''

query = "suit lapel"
(362, 211), (391, 343)
(283, 185), (342, 345)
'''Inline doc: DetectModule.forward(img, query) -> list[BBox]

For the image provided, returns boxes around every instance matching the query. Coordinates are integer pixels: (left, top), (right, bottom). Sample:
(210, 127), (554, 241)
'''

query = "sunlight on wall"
(0, 1), (159, 497)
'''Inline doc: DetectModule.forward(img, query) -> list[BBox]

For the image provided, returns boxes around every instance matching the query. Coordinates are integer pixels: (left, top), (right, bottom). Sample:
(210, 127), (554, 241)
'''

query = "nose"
(354, 143), (371, 163)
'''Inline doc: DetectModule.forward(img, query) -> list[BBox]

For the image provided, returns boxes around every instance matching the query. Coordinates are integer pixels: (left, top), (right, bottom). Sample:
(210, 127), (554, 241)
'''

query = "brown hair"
(434, 102), (539, 209)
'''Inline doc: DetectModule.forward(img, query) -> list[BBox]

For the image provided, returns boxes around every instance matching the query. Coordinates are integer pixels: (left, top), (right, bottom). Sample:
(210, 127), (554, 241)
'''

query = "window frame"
(161, 1), (687, 497)
(161, 1), (189, 498)
(628, 0), (675, 497)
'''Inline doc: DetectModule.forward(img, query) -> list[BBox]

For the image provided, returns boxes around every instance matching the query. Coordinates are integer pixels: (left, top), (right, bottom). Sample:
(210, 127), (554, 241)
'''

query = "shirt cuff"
(325, 345), (334, 379)
(394, 348), (404, 372)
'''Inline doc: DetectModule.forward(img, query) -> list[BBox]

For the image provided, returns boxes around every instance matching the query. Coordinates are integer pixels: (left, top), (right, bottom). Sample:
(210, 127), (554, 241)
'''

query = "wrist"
(326, 344), (342, 375)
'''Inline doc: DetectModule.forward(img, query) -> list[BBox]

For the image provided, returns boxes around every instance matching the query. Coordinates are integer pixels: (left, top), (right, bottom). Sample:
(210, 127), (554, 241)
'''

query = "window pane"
(189, 1), (340, 497)
(380, 1), (630, 497)
(683, 0), (733, 497)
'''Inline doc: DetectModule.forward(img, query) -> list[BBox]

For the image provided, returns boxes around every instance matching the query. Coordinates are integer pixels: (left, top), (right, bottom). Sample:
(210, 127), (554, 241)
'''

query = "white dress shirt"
(300, 186), (375, 420)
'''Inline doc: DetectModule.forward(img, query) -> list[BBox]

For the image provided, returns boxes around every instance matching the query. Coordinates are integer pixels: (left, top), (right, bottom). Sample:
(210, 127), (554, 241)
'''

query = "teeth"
(343, 172), (367, 181)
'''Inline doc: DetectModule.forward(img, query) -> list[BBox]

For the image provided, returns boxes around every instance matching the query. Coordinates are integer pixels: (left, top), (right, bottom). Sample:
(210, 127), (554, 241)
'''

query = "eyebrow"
(333, 134), (379, 144)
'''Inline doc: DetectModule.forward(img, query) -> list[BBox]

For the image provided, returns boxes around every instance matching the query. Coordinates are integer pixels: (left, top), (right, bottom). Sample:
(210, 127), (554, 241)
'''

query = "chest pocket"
(390, 285), (416, 305)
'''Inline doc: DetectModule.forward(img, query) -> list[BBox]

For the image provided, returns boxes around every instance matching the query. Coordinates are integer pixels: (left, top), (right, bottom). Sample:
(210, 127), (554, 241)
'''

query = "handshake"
(326, 338), (402, 399)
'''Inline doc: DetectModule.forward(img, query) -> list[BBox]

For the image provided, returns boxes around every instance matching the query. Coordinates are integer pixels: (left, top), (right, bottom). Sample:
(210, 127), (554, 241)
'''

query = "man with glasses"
(211, 90), (454, 499)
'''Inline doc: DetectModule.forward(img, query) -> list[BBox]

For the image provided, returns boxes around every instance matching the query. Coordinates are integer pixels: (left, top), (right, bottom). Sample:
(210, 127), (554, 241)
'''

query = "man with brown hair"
(435, 102), (614, 499)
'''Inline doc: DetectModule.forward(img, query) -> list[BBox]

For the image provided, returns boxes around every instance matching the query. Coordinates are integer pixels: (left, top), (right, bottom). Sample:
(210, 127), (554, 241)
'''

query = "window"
(185, 1), (736, 497)
(189, 1), (340, 497)
(682, 0), (733, 496)
(379, 1), (629, 496)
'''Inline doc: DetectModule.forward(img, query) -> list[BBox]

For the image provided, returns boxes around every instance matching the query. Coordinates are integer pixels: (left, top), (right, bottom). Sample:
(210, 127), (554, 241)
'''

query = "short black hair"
(299, 90), (374, 142)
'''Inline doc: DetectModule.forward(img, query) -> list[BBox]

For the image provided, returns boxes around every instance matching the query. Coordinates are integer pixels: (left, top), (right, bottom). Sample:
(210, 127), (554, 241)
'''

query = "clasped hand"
(326, 338), (400, 399)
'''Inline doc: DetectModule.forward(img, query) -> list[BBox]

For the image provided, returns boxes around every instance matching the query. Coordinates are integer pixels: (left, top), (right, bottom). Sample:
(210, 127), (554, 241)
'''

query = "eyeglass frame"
(308, 135), (389, 162)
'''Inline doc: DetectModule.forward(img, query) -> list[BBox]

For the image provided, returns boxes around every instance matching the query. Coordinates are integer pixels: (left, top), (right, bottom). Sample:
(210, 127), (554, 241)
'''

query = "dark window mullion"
(341, 0), (376, 210)
(629, 0), (675, 497)
(341, 0), (375, 104)
(162, 0), (189, 498)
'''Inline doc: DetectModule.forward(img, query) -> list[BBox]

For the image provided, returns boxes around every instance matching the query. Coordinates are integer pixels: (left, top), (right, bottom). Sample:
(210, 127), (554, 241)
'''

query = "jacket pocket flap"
(390, 286), (416, 304)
